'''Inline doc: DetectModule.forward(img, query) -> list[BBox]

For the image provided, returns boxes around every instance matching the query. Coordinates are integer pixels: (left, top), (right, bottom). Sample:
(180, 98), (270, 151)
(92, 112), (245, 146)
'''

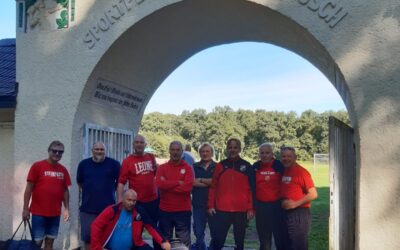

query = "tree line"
(139, 106), (350, 162)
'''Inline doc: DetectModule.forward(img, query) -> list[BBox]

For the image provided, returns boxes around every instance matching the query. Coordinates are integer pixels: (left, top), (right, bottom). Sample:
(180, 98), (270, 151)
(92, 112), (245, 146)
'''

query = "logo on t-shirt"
(135, 160), (154, 175)
(282, 176), (291, 184)
(44, 171), (64, 180)
(261, 171), (275, 175)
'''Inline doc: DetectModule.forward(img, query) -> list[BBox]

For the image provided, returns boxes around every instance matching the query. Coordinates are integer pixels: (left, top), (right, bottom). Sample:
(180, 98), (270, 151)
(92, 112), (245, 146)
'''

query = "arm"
(282, 187), (318, 210)
(156, 166), (180, 190)
(171, 166), (194, 193)
(117, 160), (129, 202)
(193, 178), (208, 187)
(22, 182), (34, 220)
(247, 165), (256, 213)
(200, 178), (212, 186)
(117, 183), (125, 203)
(76, 162), (83, 189)
(207, 163), (223, 215)
(63, 189), (70, 221)
(91, 207), (114, 250)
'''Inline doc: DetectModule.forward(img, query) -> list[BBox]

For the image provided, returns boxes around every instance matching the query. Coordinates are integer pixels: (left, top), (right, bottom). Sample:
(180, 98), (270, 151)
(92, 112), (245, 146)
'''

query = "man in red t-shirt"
(156, 141), (194, 248)
(280, 147), (318, 250)
(22, 140), (72, 250)
(253, 143), (286, 250)
(117, 134), (161, 249)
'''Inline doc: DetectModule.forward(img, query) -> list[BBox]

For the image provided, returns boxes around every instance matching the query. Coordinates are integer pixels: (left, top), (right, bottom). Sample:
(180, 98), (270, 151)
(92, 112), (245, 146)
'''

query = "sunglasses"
(50, 149), (64, 155)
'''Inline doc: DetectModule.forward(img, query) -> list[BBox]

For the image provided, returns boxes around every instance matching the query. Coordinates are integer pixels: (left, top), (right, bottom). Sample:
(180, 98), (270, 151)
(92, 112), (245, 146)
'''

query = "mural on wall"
(25, 0), (73, 31)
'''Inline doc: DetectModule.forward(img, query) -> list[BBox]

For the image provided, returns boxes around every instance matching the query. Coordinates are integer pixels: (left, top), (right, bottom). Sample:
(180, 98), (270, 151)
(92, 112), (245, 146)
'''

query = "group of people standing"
(22, 135), (317, 250)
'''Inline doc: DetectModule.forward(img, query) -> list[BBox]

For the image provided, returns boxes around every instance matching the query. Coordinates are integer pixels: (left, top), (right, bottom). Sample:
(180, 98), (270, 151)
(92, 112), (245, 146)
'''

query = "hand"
(160, 176), (166, 181)
(208, 208), (216, 216)
(282, 199), (298, 210)
(22, 209), (30, 221)
(63, 209), (70, 221)
(247, 210), (255, 220)
(178, 180), (184, 185)
(161, 241), (171, 250)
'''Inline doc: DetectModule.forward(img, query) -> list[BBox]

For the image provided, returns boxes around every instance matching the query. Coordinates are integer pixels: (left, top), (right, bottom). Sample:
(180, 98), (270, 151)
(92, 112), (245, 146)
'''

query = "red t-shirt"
(255, 160), (282, 202)
(27, 160), (71, 216)
(156, 160), (194, 212)
(119, 153), (158, 202)
(280, 163), (315, 208)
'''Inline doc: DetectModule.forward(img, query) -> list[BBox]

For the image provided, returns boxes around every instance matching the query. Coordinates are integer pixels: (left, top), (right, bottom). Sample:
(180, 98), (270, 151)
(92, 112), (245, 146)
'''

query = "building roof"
(0, 38), (17, 108)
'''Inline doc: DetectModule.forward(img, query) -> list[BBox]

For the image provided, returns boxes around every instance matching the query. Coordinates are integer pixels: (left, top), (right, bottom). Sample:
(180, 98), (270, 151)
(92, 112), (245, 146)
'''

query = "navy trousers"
(192, 206), (216, 250)
(159, 210), (192, 248)
(137, 199), (161, 250)
(255, 200), (287, 250)
(284, 208), (311, 250)
(210, 211), (247, 250)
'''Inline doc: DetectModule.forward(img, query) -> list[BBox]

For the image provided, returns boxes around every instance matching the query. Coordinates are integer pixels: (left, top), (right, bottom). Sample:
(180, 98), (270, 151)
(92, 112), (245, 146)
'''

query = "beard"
(93, 155), (105, 163)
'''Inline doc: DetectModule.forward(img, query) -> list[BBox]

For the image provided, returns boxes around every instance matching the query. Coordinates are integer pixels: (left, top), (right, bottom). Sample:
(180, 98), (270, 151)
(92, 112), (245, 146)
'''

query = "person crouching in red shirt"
(156, 141), (194, 249)
(208, 138), (255, 250)
(280, 147), (318, 250)
(91, 189), (171, 250)
(253, 143), (286, 250)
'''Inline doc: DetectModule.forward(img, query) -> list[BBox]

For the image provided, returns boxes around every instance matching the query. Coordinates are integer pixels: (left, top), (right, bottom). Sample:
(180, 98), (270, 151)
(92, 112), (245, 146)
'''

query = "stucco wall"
(10, 0), (400, 249)
(0, 124), (15, 239)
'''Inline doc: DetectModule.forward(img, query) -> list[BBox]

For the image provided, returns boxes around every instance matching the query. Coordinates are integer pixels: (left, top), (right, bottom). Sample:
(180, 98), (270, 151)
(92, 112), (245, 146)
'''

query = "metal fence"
(83, 123), (133, 162)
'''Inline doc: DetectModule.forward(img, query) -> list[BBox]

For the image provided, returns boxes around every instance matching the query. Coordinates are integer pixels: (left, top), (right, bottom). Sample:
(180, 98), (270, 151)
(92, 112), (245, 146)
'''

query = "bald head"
(122, 189), (137, 211)
(133, 134), (147, 155)
(92, 141), (106, 163)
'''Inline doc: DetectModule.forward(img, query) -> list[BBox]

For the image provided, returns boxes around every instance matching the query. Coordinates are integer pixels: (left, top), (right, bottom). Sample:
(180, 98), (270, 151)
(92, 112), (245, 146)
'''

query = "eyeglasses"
(50, 149), (64, 155)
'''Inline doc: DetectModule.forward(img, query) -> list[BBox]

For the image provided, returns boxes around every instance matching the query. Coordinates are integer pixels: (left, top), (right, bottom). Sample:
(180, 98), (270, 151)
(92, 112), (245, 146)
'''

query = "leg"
(43, 216), (60, 250)
(159, 210), (174, 242)
(43, 237), (55, 250)
(256, 201), (272, 250)
(174, 211), (192, 248)
(31, 215), (45, 248)
(207, 213), (217, 250)
(285, 208), (310, 250)
(193, 207), (207, 250)
(210, 211), (232, 250)
(232, 212), (247, 250)
(80, 212), (98, 250)
(272, 202), (288, 250)
(138, 199), (161, 250)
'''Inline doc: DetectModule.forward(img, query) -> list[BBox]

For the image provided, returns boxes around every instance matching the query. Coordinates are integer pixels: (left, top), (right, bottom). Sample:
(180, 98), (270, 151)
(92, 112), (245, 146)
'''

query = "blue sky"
(0, 1), (346, 115)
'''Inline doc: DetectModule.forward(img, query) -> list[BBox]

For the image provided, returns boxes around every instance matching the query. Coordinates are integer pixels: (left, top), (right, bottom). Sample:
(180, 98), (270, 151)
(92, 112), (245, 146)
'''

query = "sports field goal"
(313, 153), (329, 173)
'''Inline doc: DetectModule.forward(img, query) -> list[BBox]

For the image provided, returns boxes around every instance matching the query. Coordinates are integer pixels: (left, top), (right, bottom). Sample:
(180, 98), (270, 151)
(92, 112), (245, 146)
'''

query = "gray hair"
(169, 140), (183, 150)
(280, 146), (296, 154)
(259, 142), (274, 151)
(198, 142), (215, 156)
(133, 134), (147, 144)
(92, 141), (106, 150)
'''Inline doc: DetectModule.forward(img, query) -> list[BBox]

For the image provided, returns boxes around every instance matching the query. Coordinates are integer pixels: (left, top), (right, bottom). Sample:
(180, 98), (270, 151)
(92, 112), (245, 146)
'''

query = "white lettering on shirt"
(44, 171), (64, 179)
(135, 160), (154, 174)
(261, 171), (276, 175)
(282, 176), (292, 184)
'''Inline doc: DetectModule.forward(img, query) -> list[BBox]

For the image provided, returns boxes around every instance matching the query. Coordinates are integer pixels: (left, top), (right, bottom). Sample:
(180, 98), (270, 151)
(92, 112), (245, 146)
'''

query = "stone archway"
(11, 0), (400, 249)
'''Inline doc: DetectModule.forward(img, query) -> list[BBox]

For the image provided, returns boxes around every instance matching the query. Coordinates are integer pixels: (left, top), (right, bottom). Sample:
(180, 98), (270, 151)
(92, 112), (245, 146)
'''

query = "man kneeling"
(91, 189), (171, 250)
